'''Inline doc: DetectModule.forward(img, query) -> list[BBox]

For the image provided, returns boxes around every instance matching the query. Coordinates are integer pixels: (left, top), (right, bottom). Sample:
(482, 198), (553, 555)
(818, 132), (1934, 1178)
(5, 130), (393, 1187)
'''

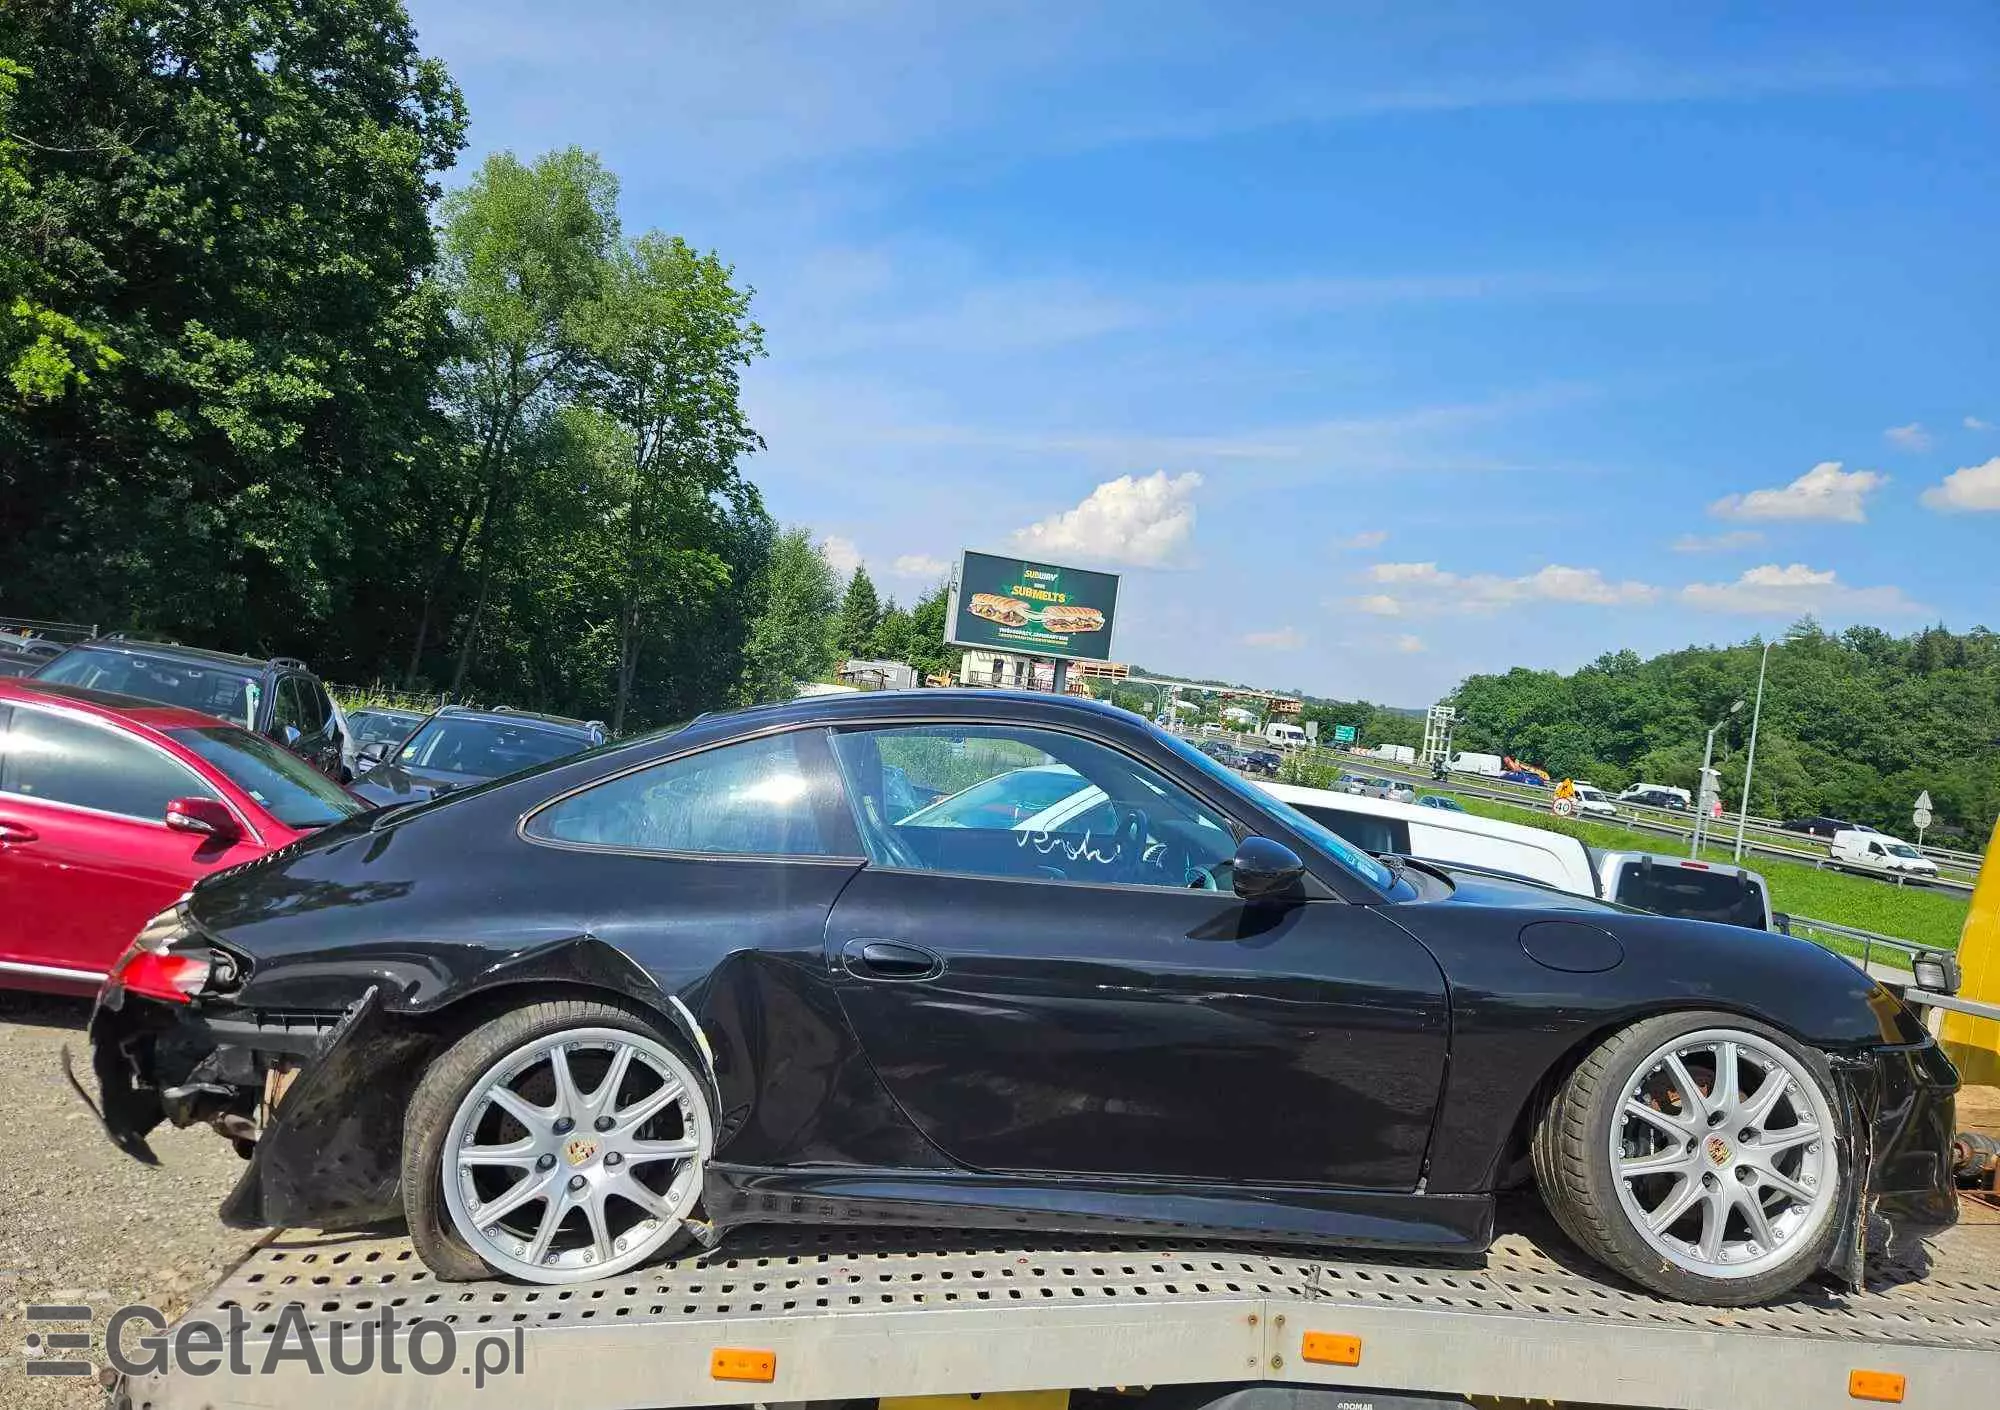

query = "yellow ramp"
(1940, 817), (2000, 1086)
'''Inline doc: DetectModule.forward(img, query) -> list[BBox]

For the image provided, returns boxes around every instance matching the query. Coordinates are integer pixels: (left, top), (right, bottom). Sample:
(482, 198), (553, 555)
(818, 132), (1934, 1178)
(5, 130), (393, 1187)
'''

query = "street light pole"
(1732, 638), (1777, 862)
(1692, 699), (1742, 857)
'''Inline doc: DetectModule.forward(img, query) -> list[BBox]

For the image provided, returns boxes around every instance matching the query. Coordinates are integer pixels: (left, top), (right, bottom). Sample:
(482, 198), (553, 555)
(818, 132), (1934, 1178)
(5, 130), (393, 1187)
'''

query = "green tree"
(585, 231), (766, 732)
(0, 0), (466, 653)
(836, 566), (883, 659)
(736, 528), (839, 705)
(414, 146), (621, 690)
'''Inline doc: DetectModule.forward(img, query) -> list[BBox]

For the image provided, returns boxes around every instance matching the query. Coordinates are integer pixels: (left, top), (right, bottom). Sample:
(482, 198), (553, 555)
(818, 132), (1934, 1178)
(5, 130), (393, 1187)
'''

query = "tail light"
(109, 904), (231, 1005)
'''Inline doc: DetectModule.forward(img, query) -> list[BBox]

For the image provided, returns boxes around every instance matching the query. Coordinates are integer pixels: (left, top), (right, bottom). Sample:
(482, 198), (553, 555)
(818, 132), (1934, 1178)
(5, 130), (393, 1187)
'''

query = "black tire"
(1532, 1009), (1845, 1305)
(400, 995), (706, 1282)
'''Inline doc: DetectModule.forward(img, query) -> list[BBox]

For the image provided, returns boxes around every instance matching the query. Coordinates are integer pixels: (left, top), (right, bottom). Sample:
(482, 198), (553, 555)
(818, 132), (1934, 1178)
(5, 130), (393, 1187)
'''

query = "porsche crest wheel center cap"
(563, 1136), (600, 1167)
(1704, 1133), (1732, 1166)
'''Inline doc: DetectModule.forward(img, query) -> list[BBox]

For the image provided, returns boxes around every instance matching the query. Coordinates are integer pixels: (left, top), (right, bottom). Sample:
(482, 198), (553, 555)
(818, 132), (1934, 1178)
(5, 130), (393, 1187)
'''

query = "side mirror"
(166, 796), (242, 843)
(279, 724), (303, 749)
(1232, 835), (1306, 902)
(357, 739), (392, 767)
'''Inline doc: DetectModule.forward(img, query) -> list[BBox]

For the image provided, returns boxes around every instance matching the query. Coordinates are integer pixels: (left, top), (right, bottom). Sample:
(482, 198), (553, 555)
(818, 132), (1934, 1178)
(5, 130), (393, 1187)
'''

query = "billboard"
(946, 550), (1121, 663)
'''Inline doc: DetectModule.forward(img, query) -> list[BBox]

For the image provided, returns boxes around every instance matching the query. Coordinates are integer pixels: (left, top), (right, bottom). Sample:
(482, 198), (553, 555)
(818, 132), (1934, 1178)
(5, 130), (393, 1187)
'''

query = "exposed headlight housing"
(109, 903), (227, 1005)
(1911, 950), (1961, 995)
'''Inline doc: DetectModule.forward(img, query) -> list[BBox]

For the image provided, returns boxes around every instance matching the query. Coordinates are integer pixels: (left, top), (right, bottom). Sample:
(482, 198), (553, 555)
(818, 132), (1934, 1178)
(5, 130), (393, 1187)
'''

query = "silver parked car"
(1336, 771), (1418, 805)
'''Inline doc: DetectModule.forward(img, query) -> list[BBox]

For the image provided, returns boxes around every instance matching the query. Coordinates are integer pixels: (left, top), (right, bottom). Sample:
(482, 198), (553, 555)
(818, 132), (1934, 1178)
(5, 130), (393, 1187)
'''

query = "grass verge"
(1445, 794), (1970, 953)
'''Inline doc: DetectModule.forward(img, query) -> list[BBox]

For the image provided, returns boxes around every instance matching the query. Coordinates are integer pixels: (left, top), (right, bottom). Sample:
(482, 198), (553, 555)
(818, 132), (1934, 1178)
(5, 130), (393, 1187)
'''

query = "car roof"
(433, 704), (602, 734)
(1261, 779), (1583, 848)
(352, 704), (426, 717)
(0, 675), (249, 732)
(46, 637), (283, 673)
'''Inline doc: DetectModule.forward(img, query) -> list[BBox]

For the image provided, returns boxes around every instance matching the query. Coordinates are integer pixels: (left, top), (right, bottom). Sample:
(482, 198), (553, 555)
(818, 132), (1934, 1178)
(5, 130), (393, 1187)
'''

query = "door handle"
(0, 820), (39, 843)
(841, 938), (943, 980)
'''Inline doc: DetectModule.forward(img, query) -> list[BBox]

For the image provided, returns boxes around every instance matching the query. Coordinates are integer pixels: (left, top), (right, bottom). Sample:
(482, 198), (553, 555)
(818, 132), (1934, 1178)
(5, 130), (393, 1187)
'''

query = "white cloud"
(1967, 416), (1994, 431)
(1011, 470), (1202, 567)
(1885, 422), (1933, 451)
(1680, 563), (1924, 616)
(1348, 593), (1404, 616)
(1368, 562), (1655, 612)
(1671, 529), (1766, 553)
(820, 534), (863, 578)
(1393, 634), (1426, 654)
(1367, 561), (1456, 585)
(1335, 529), (1389, 550)
(1708, 461), (1888, 523)
(1243, 627), (1303, 650)
(1920, 456), (2000, 513)
(890, 552), (951, 579)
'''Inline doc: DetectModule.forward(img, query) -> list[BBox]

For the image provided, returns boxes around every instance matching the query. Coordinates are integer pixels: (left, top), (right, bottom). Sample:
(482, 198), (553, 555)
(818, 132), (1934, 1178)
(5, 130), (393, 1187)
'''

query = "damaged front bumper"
(82, 980), (427, 1230)
(1822, 1036), (1961, 1286)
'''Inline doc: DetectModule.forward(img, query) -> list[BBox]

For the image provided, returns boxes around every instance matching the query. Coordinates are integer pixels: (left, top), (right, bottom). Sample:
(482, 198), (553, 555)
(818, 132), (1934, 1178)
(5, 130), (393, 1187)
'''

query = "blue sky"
(407, 0), (2000, 705)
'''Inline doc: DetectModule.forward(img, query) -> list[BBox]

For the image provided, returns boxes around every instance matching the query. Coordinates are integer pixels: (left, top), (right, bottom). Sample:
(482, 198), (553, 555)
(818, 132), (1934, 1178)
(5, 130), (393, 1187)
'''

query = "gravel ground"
(0, 991), (261, 1410)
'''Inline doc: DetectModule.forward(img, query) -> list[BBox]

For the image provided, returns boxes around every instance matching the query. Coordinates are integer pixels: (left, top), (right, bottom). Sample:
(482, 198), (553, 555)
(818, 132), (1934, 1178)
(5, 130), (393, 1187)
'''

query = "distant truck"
(1365, 743), (1416, 765)
(1448, 750), (1504, 776)
(1262, 720), (1307, 749)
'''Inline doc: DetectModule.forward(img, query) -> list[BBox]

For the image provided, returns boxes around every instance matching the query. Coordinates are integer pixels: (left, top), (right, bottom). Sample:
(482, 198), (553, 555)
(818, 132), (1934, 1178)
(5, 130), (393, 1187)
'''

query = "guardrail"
(1778, 913), (1927, 972)
(1266, 745), (1983, 893)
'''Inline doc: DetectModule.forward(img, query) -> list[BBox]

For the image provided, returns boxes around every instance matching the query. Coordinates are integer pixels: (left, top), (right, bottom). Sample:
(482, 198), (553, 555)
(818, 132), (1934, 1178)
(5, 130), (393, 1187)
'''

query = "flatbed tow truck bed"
(118, 1199), (2000, 1410)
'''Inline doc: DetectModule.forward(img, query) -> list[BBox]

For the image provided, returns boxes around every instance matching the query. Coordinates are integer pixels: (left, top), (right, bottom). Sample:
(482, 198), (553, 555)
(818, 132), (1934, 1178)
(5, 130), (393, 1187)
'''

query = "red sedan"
(0, 678), (368, 996)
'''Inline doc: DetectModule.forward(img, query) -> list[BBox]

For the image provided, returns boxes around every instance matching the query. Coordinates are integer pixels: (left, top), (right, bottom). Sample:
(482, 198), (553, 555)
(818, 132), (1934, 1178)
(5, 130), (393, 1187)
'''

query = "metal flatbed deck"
(121, 1202), (2000, 1410)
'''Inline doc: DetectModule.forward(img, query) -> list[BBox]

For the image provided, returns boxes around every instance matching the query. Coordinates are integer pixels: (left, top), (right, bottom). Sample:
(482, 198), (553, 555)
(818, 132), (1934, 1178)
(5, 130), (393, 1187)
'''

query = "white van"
(1568, 781), (1619, 818)
(1259, 780), (1596, 896)
(1263, 721), (1307, 750)
(1595, 851), (1774, 931)
(1447, 751), (1504, 777)
(1829, 830), (1939, 880)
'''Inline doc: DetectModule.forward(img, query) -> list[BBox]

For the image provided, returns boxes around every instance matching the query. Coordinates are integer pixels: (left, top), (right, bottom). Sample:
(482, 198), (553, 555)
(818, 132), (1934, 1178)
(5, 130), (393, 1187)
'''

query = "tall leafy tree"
(836, 566), (882, 658)
(413, 146), (620, 689)
(0, 0), (466, 649)
(586, 232), (766, 732)
(736, 528), (839, 705)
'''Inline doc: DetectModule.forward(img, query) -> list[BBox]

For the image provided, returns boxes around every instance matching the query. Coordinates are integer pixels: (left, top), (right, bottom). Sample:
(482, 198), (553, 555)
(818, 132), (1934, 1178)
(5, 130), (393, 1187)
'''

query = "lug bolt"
(1702, 1171), (1718, 1188)
(605, 1151), (623, 1167)
(1707, 1112), (1724, 1127)
(595, 1115), (614, 1132)
(553, 1117), (574, 1135)
(568, 1174), (587, 1191)
(537, 1153), (556, 1171)
(1737, 1166), (1754, 1182)
(1739, 1129), (1755, 1143)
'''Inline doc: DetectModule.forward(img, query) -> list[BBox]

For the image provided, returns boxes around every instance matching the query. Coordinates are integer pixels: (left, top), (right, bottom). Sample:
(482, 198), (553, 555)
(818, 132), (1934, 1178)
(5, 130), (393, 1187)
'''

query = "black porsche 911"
(83, 691), (1956, 1306)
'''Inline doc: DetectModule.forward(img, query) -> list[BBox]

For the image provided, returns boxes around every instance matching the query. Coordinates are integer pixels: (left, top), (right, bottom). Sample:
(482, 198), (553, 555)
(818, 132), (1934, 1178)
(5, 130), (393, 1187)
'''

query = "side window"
(830, 724), (1236, 889)
(0, 707), (213, 820)
(271, 679), (306, 735)
(526, 731), (842, 857)
(291, 678), (329, 733)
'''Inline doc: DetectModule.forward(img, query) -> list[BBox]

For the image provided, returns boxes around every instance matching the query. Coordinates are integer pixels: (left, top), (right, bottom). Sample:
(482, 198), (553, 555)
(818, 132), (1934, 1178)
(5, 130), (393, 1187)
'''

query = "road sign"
(1913, 789), (1933, 842)
(1333, 723), (1357, 744)
(1303, 720), (1319, 742)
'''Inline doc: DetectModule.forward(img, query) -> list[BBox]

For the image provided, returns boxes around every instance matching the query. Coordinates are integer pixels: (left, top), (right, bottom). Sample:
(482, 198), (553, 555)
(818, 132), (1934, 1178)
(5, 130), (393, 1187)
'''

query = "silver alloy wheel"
(1609, 1027), (1838, 1280)
(440, 1027), (710, 1283)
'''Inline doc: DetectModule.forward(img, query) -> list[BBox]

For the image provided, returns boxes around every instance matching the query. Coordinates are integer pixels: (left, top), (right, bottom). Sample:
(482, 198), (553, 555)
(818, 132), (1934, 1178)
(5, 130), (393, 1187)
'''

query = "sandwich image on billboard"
(948, 551), (1121, 662)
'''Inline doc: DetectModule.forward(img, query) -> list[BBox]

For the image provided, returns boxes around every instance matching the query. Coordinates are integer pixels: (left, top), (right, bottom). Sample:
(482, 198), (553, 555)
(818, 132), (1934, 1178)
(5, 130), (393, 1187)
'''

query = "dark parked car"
(347, 704), (605, 807)
(1623, 787), (1691, 811)
(1240, 748), (1283, 778)
(1782, 815), (1867, 839)
(345, 705), (428, 754)
(87, 692), (1955, 1307)
(33, 639), (345, 777)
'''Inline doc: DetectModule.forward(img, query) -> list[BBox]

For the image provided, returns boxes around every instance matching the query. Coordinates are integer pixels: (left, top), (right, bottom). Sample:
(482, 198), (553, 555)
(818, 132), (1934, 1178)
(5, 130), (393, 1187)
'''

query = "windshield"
(349, 709), (424, 747)
(393, 716), (590, 778)
(1575, 786), (1607, 801)
(1885, 843), (1924, 858)
(169, 726), (364, 829)
(1159, 729), (1397, 893)
(38, 646), (259, 726)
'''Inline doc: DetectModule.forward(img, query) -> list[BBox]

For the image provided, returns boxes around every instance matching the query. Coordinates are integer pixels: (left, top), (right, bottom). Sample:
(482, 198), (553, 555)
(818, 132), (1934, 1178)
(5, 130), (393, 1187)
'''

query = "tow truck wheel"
(401, 997), (714, 1284)
(1533, 1010), (1844, 1305)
